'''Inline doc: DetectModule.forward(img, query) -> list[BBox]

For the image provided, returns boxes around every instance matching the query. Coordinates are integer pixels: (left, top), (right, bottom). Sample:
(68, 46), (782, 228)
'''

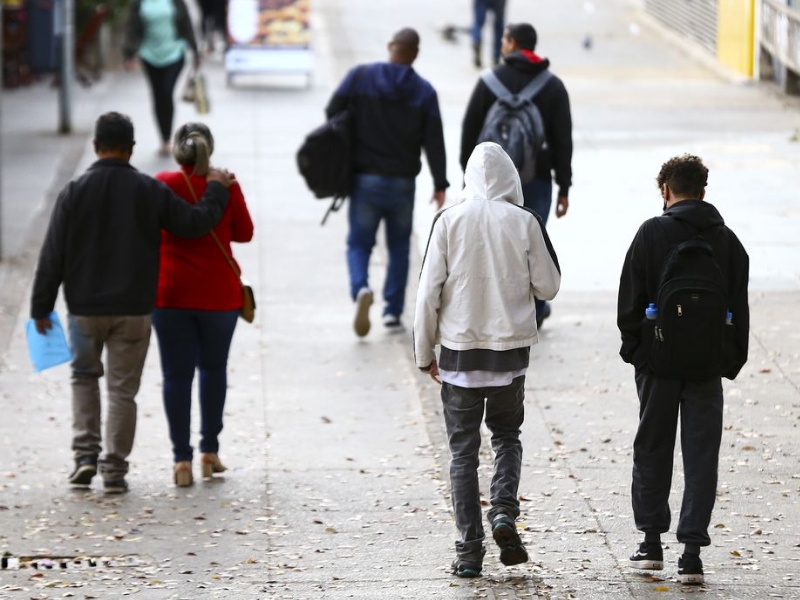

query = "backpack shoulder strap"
(480, 69), (512, 100)
(519, 70), (553, 101)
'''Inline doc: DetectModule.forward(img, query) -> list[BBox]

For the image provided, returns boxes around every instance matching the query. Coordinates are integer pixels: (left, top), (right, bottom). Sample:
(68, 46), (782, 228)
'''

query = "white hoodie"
(413, 142), (561, 369)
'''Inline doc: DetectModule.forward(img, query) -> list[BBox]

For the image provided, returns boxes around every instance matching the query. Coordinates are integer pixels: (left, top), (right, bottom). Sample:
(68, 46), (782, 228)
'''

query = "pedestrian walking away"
(153, 122), (254, 488)
(460, 22), (572, 329)
(617, 154), (750, 585)
(122, 0), (200, 157)
(471, 0), (507, 67)
(325, 27), (449, 337)
(414, 142), (560, 578)
(29, 112), (233, 495)
(195, 0), (227, 54)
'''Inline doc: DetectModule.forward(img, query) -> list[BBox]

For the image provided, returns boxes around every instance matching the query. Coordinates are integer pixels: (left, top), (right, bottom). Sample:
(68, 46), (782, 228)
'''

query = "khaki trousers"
(67, 315), (151, 481)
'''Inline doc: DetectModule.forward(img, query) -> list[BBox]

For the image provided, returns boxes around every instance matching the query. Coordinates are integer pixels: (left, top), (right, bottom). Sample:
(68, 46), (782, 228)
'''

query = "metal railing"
(761, 0), (800, 74)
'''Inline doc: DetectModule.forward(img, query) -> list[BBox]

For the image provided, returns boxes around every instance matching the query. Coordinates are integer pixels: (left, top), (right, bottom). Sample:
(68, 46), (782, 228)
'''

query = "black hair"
(94, 112), (134, 153)
(656, 154), (708, 198)
(505, 23), (537, 50)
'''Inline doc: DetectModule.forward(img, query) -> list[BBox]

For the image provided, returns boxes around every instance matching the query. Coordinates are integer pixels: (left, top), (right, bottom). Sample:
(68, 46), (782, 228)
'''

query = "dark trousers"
(632, 369), (724, 546)
(471, 0), (507, 63)
(141, 56), (185, 143)
(151, 308), (238, 463)
(441, 376), (525, 562)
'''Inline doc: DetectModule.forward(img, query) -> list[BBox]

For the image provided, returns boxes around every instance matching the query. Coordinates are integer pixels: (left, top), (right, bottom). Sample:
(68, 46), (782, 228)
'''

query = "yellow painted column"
(717, 0), (756, 76)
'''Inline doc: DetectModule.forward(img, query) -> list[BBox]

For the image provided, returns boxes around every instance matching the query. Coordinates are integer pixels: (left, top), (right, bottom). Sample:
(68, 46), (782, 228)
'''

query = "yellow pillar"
(717, 0), (756, 76)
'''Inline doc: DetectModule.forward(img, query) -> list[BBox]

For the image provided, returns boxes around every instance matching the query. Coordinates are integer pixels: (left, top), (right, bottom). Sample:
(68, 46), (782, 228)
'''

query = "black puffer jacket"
(617, 200), (750, 380)
(460, 51), (573, 197)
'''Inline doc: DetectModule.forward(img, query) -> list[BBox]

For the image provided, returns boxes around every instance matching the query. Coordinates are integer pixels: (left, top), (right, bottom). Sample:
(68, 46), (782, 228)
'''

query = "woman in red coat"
(153, 122), (254, 487)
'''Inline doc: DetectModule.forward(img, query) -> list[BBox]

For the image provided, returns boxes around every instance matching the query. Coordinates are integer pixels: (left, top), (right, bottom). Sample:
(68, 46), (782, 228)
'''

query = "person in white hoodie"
(414, 142), (560, 577)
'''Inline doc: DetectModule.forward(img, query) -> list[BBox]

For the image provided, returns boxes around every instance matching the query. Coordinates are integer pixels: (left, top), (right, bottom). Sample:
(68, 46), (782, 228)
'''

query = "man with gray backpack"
(617, 154), (750, 585)
(460, 22), (572, 328)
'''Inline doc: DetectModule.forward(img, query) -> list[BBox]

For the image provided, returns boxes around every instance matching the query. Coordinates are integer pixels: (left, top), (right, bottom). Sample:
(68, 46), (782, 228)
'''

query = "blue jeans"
(472, 0), (507, 64)
(151, 308), (238, 463)
(347, 174), (416, 318)
(522, 176), (553, 318)
(441, 376), (525, 563)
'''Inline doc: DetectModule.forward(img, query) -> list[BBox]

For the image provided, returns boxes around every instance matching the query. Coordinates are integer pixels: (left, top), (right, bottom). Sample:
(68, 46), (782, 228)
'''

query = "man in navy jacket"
(326, 28), (448, 337)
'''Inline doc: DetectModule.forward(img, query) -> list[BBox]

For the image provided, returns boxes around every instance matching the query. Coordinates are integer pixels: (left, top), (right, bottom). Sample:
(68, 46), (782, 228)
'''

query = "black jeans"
(441, 376), (525, 563)
(632, 369), (724, 546)
(141, 55), (185, 143)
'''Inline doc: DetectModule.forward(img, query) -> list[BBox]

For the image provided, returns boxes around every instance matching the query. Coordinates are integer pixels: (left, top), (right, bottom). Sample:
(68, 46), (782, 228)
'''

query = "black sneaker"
(491, 515), (529, 566)
(451, 558), (482, 578)
(629, 541), (664, 570)
(103, 479), (128, 495)
(68, 457), (97, 486)
(382, 314), (404, 332)
(678, 553), (704, 584)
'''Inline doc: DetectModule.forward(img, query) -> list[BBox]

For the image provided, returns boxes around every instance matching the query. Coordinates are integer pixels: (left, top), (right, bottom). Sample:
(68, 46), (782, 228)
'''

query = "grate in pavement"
(0, 554), (147, 570)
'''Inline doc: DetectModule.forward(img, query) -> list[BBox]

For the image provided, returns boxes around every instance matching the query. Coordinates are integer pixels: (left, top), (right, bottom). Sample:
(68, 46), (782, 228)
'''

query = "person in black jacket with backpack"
(617, 154), (749, 585)
(460, 22), (572, 328)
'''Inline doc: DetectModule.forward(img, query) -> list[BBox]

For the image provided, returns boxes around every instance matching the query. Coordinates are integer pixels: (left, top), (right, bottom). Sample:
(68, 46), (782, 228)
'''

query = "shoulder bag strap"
(180, 170), (242, 281)
(480, 68), (512, 100)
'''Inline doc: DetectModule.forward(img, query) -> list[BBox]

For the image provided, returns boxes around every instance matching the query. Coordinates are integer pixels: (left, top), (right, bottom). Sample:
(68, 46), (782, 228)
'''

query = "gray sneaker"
(492, 515), (529, 566)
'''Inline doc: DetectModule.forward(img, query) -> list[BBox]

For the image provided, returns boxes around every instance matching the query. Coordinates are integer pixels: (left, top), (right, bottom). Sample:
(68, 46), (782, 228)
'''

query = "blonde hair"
(173, 122), (214, 176)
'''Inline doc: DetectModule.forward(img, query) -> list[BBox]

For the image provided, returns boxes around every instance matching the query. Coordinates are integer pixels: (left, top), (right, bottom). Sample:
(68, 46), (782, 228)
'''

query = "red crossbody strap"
(179, 170), (242, 281)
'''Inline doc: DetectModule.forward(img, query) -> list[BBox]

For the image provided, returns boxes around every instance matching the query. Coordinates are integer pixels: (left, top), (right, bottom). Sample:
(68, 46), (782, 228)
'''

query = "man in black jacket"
(326, 28), (448, 337)
(460, 22), (572, 327)
(617, 154), (749, 585)
(30, 112), (233, 494)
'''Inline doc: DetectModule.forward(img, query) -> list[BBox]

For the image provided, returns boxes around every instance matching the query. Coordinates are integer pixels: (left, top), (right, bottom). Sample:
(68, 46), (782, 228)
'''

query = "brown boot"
(201, 453), (227, 479)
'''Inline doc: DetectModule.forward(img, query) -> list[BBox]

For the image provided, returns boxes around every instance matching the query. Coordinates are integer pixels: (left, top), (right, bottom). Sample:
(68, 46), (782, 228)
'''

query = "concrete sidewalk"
(1, 0), (799, 598)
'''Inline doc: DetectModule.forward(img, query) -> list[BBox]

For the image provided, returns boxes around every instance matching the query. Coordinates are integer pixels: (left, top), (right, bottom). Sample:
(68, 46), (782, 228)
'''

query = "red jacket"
(155, 166), (254, 310)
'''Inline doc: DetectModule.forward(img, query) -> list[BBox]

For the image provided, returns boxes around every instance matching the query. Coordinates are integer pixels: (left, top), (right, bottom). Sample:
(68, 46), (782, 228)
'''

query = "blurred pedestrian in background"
(30, 112), (232, 495)
(153, 122), (254, 487)
(471, 0), (506, 67)
(326, 27), (448, 337)
(196, 0), (227, 54)
(414, 142), (560, 578)
(461, 22), (572, 329)
(123, 0), (200, 157)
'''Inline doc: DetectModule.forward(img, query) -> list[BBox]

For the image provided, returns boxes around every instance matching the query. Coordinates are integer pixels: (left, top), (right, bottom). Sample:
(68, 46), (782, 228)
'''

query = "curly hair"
(656, 154), (708, 198)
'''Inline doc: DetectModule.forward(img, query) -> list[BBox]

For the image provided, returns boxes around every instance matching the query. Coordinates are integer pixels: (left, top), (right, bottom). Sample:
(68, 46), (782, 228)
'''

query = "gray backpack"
(477, 69), (552, 184)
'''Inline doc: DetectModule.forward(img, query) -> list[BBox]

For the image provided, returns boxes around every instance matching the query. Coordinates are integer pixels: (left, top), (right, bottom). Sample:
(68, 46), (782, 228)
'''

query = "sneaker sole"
(103, 484), (128, 494)
(679, 573), (704, 584)
(492, 523), (529, 566)
(454, 567), (481, 578)
(629, 560), (664, 570)
(68, 465), (97, 486)
(354, 290), (373, 337)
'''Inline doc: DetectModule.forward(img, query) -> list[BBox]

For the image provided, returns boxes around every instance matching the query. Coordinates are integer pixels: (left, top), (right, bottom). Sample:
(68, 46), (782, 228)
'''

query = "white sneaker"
(354, 288), (373, 337)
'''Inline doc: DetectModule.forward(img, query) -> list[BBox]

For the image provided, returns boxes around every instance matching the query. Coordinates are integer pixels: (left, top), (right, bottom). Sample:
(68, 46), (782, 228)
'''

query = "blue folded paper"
(26, 312), (73, 373)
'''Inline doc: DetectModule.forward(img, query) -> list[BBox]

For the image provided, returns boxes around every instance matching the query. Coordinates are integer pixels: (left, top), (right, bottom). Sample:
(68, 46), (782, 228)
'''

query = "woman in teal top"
(123, 0), (199, 156)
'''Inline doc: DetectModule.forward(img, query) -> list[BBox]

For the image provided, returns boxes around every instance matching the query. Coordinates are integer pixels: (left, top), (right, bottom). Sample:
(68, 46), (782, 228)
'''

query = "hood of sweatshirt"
(367, 62), (423, 102)
(663, 199), (725, 231)
(503, 50), (551, 75)
(461, 142), (523, 206)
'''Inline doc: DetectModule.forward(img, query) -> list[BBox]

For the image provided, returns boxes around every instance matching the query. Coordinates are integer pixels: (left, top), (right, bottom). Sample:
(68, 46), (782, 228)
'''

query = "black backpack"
(477, 69), (551, 185)
(296, 68), (363, 224)
(648, 225), (730, 380)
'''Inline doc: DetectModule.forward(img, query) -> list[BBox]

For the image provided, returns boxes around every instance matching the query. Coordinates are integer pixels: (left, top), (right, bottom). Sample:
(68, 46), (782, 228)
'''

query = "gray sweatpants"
(441, 376), (525, 563)
(68, 315), (151, 482)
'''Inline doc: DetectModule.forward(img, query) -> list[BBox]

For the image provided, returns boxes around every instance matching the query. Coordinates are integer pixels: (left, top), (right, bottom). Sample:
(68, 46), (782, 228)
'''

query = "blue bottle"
(645, 303), (658, 321)
(726, 310), (733, 325)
